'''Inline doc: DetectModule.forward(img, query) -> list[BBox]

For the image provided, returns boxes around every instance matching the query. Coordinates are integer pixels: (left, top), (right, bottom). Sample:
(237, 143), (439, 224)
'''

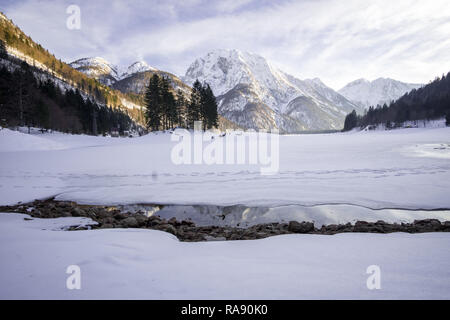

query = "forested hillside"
(0, 12), (143, 121)
(343, 72), (450, 131)
(0, 54), (135, 135)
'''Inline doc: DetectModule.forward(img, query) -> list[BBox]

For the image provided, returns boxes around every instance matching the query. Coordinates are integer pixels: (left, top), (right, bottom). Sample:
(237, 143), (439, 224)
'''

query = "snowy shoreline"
(2, 199), (449, 243)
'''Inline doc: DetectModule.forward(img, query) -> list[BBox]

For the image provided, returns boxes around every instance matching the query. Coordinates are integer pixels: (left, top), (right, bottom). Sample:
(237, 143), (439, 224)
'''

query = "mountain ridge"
(339, 77), (423, 109)
(69, 57), (158, 86)
(183, 49), (362, 132)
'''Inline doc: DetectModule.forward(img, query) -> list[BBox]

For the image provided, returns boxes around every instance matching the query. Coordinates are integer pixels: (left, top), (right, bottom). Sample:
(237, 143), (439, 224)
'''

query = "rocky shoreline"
(1, 199), (449, 241)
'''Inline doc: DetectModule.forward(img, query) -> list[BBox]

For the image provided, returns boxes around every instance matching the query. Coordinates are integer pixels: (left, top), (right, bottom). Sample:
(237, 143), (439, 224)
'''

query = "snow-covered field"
(1, 126), (450, 299)
(1, 126), (450, 210)
(1, 212), (449, 299)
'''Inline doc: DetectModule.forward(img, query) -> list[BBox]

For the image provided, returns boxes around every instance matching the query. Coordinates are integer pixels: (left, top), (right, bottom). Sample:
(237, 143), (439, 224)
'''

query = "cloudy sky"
(2, 0), (450, 89)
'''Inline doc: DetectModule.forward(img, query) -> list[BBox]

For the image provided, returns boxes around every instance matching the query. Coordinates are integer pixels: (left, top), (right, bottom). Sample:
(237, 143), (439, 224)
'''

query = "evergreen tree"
(201, 84), (218, 129)
(343, 110), (358, 131)
(160, 76), (176, 130)
(0, 66), (14, 125)
(187, 79), (202, 129)
(34, 99), (49, 129)
(176, 89), (186, 128)
(0, 61), (134, 134)
(166, 91), (177, 129)
(144, 74), (162, 131)
(92, 103), (98, 135)
(17, 62), (35, 126)
(0, 40), (7, 59)
(446, 113), (450, 127)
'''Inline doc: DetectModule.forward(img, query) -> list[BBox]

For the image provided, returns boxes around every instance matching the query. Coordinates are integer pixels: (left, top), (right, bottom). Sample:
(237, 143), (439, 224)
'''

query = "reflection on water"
(117, 203), (450, 228)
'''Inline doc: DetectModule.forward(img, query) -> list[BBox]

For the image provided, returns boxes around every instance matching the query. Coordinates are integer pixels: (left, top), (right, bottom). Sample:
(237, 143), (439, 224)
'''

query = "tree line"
(343, 72), (450, 131)
(0, 60), (135, 135)
(144, 74), (218, 131)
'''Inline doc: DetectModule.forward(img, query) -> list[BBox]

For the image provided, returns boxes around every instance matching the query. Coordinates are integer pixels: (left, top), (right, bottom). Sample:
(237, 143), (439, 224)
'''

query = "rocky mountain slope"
(112, 69), (191, 96)
(70, 57), (191, 96)
(183, 49), (362, 132)
(338, 78), (423, 109)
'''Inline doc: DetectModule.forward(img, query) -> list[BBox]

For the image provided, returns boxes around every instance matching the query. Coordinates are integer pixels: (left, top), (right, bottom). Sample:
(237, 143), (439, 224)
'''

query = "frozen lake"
(1, 126), (450, 216)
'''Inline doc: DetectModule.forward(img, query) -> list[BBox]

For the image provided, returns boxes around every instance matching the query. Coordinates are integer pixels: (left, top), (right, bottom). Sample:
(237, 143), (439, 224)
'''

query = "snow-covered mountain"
(120, 61), (156, 80)
(338, 78), (423, 109)
(183, 49), (362, 132)
(69, 57), (120, 86)
(69, 57), (157, 86)
(69, 57), (190, 95)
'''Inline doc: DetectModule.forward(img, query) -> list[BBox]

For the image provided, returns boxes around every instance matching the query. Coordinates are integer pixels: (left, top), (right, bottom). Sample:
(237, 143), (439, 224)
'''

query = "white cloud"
(3, 0), (450, 89)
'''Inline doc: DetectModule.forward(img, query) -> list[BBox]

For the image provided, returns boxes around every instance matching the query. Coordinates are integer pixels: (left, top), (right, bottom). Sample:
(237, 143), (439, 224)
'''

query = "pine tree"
(144, 74), (162, 131)
(160, 76), (176, 130)
(187, 80), (202, 129)
(34, 99), (49, 129)
(0, 59), (134, 133)
(92, 104), (98, 135)
(0, 40), (7, 59)
(176, 89), (186, 128)
(166, 92), (177, 129)
(343, 110), (358, 131)
(17, 62), (35, 127)
(202, 84), (218, 129)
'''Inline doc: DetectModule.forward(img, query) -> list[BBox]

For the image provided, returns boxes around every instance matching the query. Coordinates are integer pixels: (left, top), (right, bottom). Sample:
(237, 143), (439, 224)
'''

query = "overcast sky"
(2, 0), (450, 89)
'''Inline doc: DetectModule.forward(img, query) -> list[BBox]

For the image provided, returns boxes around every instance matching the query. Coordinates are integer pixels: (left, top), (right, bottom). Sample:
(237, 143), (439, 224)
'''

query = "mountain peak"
(183, 49), (361, 132)
(70, 57), (117, 72)
(120, 60), (156, 79)
(71, 56), (112, 65)
(184, 48), (283, 96)
(338, 77), (423, 108)
(70, 57), (160, 85)
(69, 57), (119, 85)
(345, 78), (370, 87)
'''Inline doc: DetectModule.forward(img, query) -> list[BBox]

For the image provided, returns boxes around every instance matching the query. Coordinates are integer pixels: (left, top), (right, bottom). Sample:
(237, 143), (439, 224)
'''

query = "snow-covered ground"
(1, 212), (449, 299)
(1, 126), (450, 299)
(0, 128), (450, 299)
(1, 126), (449, 211)
(362, 118), (447, 131)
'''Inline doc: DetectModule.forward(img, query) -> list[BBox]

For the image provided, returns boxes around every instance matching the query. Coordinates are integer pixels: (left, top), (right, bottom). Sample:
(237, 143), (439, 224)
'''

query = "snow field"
(1, 212), (449, 299)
